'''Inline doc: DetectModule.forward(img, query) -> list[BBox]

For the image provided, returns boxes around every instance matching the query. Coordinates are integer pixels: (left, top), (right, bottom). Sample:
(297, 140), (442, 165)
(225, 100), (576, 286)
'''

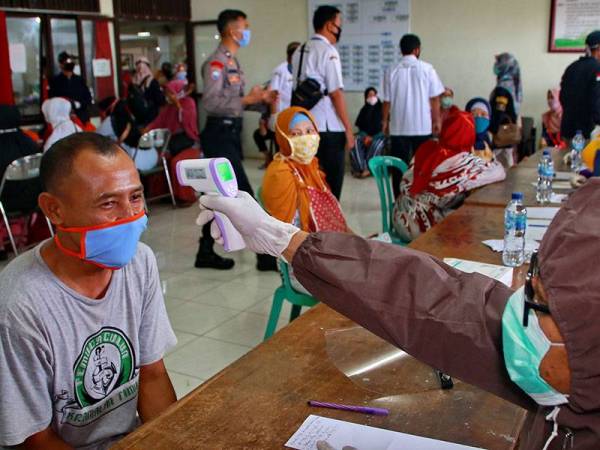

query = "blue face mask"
(55, 212), (148, 270)
(236, 29), (251, 48)
(502, 288), (569, 406)
(474, 116), (490, 134)
(175, 71), (187, 81)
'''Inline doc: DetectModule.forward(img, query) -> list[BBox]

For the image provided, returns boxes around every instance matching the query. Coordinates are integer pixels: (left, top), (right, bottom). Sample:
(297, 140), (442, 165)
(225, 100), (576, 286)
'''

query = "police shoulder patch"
(209, 60), (224, 69)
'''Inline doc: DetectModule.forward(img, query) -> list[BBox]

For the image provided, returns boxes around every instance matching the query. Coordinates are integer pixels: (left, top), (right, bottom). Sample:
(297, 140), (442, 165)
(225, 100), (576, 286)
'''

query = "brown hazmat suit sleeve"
(292, 232), (535, 411)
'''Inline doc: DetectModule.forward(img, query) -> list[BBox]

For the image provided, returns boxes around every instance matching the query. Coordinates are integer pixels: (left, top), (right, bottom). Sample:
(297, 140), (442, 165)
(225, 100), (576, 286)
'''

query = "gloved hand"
(563, 152), (572, 167)
(196, 191), (300, 257)
(316, 441), (358, 450)
(570, 174), (587, 188)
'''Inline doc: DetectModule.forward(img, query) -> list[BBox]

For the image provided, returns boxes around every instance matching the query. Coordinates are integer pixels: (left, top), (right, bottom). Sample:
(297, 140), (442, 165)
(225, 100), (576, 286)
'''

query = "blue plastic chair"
(367, 156), (409, 245)
(255, 187), (319, 340)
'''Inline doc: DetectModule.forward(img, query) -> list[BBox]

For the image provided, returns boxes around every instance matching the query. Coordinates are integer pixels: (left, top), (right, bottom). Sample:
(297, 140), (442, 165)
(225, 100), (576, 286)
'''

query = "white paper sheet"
(285, 415), (485, 450)
(482, 239), (539, 255)
(530, 181), (571, 190)
(444, 258), (513, 286)
(554, 171), (572, 181)
(92, 58), (111, 77)
(527, 207), (560, 220)
(9, 43), (26, 73)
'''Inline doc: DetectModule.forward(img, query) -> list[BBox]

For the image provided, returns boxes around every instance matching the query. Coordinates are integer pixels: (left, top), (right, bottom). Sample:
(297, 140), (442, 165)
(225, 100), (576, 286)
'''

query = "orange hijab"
(262, 107), (330, 231)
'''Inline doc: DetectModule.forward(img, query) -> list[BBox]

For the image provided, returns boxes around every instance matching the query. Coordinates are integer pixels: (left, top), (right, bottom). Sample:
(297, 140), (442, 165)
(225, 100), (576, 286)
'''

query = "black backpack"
(127, 77), (151, 123)
(291, 43), (327, 110)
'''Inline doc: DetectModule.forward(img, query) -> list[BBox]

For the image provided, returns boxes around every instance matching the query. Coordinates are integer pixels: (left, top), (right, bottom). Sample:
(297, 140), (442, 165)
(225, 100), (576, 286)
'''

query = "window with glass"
(6, 16), (41, 116)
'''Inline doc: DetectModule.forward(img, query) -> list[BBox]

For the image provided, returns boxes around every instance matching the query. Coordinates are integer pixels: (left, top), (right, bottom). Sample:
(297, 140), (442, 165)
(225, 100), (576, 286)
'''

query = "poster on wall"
(307, 0), (410, 91)
(549, 0), (600, 52)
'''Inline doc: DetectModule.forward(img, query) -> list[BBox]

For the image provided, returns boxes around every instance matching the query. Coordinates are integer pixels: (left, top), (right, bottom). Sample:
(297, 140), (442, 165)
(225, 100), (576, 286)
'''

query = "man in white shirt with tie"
(291, 5), (354, 200)
(382, 33), (445, 197)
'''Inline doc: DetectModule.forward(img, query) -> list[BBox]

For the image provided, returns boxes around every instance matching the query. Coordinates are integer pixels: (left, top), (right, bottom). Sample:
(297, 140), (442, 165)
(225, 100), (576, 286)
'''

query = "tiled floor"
(1, 160), (381, 400)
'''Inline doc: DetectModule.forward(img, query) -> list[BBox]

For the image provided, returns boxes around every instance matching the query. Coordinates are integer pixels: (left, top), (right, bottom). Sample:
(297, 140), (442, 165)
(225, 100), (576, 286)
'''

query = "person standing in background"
(48, 52), (92, 125)
(129, 56), (165, 127)
(255, 41), (301, 169)
(196, 9), (278, 271)
(270, 42), (301, 114)
(291, 5), (354, 200)
(382, 34), (444, 198)
(560, 30), (600, 145)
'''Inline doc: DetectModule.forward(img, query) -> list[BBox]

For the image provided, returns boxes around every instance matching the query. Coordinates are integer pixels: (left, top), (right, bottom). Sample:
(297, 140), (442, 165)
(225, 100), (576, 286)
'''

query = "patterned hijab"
(494, 53), (523, 114)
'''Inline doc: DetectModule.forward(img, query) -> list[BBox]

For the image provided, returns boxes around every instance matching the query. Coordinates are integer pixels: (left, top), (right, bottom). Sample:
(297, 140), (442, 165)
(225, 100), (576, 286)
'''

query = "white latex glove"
(74, 101), (81, 109)
(196, 191), (300, 257)
(571, 174), (587, 188)
(316, 441), (358, 450)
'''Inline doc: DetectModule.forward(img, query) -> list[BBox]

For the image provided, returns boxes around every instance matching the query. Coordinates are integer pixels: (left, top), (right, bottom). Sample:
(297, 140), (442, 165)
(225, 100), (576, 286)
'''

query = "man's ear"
(38, 192), (65, 227)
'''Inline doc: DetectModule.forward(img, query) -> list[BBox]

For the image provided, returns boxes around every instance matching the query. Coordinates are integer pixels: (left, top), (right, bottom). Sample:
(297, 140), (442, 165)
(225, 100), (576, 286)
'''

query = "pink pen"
(308, 400), (389, 416)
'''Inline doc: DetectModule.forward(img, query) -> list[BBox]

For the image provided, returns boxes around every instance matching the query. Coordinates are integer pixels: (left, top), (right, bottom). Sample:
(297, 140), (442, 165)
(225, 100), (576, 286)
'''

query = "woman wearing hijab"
(541, 88), (566, 149)
(351, 87), (385, 178)
(0, 105), (43, 257)
(440, 87), (457, 124)
(262, 106), (349, 234)
(146, 79), (201, 204)
(465, 97), (493, 154)
(493, 53), (523, 114)
(393, 109), (505, 241)
(146, 79), (199, 155)
(41, 98), (81, 152)
(129, 56), (165, 126)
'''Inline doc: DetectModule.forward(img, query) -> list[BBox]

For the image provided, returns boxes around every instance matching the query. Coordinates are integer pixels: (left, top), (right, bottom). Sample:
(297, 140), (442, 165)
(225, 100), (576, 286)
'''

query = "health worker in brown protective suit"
(196, 179), (600, 450)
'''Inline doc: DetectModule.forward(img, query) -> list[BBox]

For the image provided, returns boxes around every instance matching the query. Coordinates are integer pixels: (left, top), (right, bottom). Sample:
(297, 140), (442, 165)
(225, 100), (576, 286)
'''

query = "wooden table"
(114, 206), (527, 450)
(465, 148), (570, 208)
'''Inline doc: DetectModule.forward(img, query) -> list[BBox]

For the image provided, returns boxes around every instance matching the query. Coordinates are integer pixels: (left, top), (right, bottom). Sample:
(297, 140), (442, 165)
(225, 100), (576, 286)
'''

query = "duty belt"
(206, 116), (243, 127)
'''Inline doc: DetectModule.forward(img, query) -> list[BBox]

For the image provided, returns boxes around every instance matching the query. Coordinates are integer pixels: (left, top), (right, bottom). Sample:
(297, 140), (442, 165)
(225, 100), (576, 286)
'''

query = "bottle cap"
(543, 149), (550, 156)
(512, 192), (523, 200)
(576, 130), (583, 134)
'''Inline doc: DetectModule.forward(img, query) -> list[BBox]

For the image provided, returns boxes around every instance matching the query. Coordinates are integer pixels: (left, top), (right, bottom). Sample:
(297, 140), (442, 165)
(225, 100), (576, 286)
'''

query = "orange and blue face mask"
(54, 211), (148, 270)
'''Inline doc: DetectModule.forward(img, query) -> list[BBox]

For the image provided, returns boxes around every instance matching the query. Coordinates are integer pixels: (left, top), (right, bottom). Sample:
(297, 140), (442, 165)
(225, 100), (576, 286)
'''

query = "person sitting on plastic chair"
(262, 106), (351, 292)
(393, 109), (505, 241)
(350, 87), (385, 178)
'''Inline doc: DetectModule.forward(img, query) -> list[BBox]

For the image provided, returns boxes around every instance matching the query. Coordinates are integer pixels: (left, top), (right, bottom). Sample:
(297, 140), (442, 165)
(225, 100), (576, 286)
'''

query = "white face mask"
(287, 134), (320, 164)
(366, 96), (378, 106)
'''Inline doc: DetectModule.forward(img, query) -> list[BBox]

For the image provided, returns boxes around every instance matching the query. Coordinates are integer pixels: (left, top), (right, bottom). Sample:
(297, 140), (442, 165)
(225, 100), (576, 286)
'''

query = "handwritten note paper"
(286, 415), (485, 450)
(444, 258), (513, 287)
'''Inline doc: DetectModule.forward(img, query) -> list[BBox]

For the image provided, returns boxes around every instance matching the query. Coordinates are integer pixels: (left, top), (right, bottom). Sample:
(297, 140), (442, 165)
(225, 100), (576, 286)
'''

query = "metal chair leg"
(162, 156), (177, 208)
(45, 216), (54, 237)
(0, 202), (18, 256)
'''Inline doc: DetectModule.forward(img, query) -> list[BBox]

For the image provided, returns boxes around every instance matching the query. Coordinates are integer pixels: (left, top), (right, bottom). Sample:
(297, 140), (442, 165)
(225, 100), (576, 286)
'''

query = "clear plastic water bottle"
(536, 150), (554, 204)
(503, 192), (527, 267)
(571, 130), (585, 172)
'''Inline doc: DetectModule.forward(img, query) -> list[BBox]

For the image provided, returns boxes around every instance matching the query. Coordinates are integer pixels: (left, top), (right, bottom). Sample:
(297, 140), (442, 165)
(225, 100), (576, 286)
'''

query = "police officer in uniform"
(195, 9), (278, 270)
(560, 30), (600, 145)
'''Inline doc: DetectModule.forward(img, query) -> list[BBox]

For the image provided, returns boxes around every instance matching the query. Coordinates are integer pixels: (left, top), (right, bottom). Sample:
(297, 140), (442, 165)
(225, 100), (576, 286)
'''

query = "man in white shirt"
(291, 5), (354, 200)
(270, 41), (301, 113)
(382, 34), (445, 197)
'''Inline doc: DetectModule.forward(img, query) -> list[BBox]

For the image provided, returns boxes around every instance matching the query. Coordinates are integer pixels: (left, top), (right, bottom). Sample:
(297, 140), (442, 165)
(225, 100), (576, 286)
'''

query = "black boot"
(256, 253), (278, 272)
(195, 238), (235, 270)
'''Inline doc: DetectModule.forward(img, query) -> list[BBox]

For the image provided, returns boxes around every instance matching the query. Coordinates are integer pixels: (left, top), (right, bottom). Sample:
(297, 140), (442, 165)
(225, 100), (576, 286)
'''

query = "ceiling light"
(137, 31), (151, 37)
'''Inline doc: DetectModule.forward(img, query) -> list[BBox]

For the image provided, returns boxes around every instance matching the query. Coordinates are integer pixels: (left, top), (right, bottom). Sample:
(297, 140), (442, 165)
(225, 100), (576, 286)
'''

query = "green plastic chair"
(368, 156), (409, 245)
(255, 187), (319, 340)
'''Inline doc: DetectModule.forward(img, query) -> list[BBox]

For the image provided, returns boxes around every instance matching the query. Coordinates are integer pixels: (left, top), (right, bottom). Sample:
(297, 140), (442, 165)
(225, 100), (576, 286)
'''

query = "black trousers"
(199, 118), (254, 252)
(253, 128), (276, 154)
(317, 131), (346, 200)
(390, 134), (430, 198)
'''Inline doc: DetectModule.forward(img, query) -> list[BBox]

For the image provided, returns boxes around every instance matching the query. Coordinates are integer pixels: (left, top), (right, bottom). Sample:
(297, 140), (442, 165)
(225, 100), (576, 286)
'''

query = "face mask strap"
(54, 231), (86, 260)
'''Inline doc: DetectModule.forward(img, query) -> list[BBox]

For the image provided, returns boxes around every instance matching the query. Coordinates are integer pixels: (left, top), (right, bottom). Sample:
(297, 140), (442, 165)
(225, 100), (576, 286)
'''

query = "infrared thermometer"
(176, 158), (245, 252)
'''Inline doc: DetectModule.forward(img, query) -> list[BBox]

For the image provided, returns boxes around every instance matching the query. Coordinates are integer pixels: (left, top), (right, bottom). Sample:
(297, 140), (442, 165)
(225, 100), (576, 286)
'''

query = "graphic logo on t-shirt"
(73, 327), (136, 407)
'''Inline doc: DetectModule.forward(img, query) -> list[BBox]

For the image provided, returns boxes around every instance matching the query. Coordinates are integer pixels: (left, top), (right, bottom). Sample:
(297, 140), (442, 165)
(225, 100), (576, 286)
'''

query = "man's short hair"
(313, 5), (340, 32)
(40, 132), (122, 193)
(287, 41), (301, 60)
(400, 34), (421, 55)
(217, 9), (247, 35)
